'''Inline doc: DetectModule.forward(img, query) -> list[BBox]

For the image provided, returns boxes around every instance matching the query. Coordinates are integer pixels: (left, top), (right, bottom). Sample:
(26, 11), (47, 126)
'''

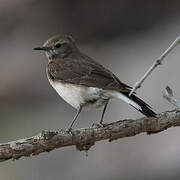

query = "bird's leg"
(92, 101), (109, 128)
(99, 101), (108, 125)
(66, 106), (82, 132)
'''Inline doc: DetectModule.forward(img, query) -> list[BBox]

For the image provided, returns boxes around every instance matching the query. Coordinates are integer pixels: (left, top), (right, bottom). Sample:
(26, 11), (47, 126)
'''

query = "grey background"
(0, 0), (180, 179)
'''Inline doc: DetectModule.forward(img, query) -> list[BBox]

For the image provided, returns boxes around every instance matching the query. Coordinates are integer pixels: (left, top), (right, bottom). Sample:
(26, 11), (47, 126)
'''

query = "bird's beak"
(33, 47), (48, 51)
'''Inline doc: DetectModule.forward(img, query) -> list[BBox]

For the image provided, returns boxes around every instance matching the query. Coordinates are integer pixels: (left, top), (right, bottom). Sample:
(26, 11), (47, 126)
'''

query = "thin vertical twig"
(129, 35), (180, 96)
(163, 86), (180, 108)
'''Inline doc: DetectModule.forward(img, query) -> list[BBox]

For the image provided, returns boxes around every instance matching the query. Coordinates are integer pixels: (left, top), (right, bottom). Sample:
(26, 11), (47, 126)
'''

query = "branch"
(129, 35), (180, 96)
(163, 86), (180, 108)
(1, 109), (180, 162)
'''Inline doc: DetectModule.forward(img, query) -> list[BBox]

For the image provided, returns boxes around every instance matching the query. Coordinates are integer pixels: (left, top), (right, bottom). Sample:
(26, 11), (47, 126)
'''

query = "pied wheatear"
(34, 35), (156, 131)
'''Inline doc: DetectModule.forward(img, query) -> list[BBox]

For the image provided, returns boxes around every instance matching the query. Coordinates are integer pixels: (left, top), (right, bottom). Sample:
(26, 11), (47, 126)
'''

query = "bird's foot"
(65, 127), (73, 134)
(92, 123), (107, 128)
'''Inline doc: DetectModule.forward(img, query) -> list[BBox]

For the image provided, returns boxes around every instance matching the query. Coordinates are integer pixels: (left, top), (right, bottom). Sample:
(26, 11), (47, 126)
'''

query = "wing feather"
(47, 57), (132, 93)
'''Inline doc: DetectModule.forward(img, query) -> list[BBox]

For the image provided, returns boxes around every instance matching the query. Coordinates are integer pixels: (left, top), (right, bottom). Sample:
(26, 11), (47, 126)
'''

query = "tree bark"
(0, 109), (180, 162)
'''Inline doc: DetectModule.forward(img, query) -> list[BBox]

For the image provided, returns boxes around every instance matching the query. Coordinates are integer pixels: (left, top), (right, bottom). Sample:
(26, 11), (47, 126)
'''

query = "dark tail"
(121, 92), (156, 117)
(129, 94), (156, 117)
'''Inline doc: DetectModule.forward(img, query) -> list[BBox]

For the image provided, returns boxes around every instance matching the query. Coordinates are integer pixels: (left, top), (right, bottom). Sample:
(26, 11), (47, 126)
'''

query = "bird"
(33, 35), (156, 131)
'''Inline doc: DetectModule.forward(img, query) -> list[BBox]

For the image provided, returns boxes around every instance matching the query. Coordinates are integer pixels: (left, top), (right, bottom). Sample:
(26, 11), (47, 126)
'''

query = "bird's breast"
(48, 79), (106, 109)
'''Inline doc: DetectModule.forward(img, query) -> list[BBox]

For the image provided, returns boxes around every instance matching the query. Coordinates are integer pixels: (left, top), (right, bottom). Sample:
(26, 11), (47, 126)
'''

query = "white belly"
(49, 80), (104, 109)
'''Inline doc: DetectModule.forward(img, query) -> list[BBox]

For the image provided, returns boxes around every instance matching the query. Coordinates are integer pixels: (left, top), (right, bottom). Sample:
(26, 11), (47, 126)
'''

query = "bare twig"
(0, 109), (180, 162)
(163, 86), (180, 108)
(129, 35), (180, 96)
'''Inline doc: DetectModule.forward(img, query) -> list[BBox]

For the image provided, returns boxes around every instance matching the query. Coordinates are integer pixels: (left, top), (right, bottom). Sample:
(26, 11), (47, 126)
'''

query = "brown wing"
(47, 58), (132, 93)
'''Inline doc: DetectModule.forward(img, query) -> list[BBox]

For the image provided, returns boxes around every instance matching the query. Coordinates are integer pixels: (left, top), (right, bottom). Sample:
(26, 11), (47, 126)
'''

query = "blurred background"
(0, 0), (180, 179)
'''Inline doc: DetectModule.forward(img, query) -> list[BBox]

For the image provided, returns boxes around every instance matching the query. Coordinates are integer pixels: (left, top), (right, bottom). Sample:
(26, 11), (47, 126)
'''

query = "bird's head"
(33, 35), (77, 60)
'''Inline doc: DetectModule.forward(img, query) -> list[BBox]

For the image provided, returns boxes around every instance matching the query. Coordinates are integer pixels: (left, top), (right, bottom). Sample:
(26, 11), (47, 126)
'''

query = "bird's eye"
(55, 43), (61, 48)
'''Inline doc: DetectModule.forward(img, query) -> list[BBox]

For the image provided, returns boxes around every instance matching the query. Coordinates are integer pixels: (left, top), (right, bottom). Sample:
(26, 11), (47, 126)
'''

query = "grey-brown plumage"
(47, 56), (132, 92)
(34, 35), (156, 131)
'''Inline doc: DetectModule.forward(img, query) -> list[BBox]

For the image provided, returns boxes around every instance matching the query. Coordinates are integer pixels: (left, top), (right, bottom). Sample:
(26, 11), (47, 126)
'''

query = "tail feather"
(113, 91), (156, 117)
(129, 94), (156, 117)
